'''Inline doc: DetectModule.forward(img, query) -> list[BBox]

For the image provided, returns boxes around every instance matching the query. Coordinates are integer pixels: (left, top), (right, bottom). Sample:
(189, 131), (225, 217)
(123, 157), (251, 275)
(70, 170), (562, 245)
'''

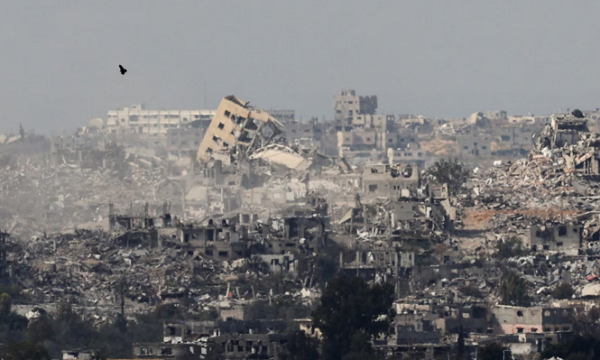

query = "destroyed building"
(133, 342), (205, 360)
(196, 96), (284, 165)
(200, 333), (287, 360)
(386, 148), (428, 168)
(491, 305), (575, 335)
(337, 129), (378, 152)
(334, 89), (378, 131)
(391, 197), (453, 233)
(362, 163), (420, 197)
(9, 90), (600, 360)
(163, 320), (219, 343)
(537, 113), (590, 150)
(527, 222), (581, 255)
(340, 249), (415, 282)
(177, 220), (248, 261)
(394, 311), (441, 345)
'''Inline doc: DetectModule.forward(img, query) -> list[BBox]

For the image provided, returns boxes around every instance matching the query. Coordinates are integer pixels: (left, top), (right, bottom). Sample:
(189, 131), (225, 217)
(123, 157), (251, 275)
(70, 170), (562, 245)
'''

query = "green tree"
(0, 292), (12, 319)
(495, 237), (528, 259)
(499, 271), (530, 306)
(153, 303), (184, 320)
(478, 343), (506, 360)
(280, 331), (320, 360)
(425, 158), (469, 194)
(0, 293), (28, 344)
(341, 332), (381, 360)
(312, 275), (396, 360)
(113, 313), (127, 334)
(91, 347), (108, 360)
(590, 307), (600, 323)
(113, 277), (128, 333)
(0, 285), (23, 300)
(45, 300), (96, 358)
(3, 341), (50, 360)
(313, 253), (339, 289)
(114, 278), (128, 315)
(55, 299), (78, 324)
(27, 315), (54, 344)
(552, 282), (575, 300)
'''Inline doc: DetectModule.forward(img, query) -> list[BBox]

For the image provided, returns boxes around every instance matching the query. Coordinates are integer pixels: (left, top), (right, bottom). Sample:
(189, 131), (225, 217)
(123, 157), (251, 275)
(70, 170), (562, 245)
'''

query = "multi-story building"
(196, 96), (283, 164)
(334, 89), (378, 131)
(337, 129), (378, 151)
(105, 104), (215, 136)
(456, 125), (541, 159)
(387, 148), (428, 168)
(362, 163), (420, 197)
(492, 305), (575, 335)
(285, 119), (316, 145)
(456, 132), (493, 158)
(527, 222), (582, 255)
(267, 109), (295, 125)
(379, 131), (420, 150)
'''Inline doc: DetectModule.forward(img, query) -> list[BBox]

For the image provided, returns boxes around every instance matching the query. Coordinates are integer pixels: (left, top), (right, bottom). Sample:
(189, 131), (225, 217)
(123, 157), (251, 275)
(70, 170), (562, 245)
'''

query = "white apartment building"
(105, 104), (216, 136)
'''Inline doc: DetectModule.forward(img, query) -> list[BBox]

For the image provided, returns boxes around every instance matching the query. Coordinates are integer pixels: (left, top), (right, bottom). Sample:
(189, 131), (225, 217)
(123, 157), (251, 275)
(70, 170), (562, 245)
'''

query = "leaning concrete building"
(196, 96), (284, 165)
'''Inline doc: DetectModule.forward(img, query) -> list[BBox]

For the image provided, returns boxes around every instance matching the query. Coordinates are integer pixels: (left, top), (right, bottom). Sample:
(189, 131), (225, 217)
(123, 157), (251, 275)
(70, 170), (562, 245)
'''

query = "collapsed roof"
(250, 144), (313, 171)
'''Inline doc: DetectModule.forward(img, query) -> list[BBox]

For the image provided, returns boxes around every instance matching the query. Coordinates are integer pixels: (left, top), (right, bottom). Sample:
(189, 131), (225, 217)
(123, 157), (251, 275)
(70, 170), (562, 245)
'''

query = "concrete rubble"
(6, 98), (600, 359)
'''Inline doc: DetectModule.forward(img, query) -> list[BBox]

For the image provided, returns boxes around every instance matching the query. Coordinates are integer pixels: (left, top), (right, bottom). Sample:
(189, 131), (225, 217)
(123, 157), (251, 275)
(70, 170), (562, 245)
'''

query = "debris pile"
(0, 153), (183, 239)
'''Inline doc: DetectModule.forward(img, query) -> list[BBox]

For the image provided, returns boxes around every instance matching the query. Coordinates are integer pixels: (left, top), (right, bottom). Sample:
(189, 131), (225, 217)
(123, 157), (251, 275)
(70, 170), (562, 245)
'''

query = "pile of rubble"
(464, 113), (600, 235)
(0, 154), (184, 239)
(7, 225), (319, 318)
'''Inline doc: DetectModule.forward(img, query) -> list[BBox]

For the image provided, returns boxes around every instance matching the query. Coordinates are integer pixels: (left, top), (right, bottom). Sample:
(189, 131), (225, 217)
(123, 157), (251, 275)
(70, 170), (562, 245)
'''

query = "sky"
(1, 1), (600, 135)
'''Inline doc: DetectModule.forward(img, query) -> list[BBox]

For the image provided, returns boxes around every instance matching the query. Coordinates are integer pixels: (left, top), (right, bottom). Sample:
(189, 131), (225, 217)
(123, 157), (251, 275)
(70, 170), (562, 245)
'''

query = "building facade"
(106, 104), (215, 136)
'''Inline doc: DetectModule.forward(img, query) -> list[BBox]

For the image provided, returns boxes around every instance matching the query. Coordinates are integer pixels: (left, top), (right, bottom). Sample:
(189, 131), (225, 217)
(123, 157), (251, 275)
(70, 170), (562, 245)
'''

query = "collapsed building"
(527, 222), (581, 255)
(196, 96), (285, 165)
(362, 163), (419, 197)
(10, 91), (600, 360)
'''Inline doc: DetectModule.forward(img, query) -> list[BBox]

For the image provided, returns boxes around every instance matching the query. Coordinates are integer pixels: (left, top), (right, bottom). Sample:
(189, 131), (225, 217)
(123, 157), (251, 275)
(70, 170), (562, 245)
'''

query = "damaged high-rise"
(196, 95), (285, 165)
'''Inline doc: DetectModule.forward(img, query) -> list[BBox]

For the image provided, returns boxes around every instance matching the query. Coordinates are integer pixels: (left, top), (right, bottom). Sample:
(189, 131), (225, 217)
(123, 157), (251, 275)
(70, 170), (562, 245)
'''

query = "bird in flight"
(119, 65), (127, 75)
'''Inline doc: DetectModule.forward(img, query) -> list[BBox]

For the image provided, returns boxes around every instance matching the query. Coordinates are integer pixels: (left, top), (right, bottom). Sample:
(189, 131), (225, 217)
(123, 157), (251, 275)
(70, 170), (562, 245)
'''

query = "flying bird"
(119, 65), (127, 75)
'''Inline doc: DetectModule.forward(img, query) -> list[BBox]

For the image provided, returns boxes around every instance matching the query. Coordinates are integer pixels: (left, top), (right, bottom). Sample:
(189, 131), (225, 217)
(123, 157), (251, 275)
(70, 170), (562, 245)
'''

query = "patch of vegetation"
(499, 271), (531, 306)
(459, 285), (483, 299)
(495, 236), (529, 259)
(425, 158), (470, 194)
(313, 274), (395, 360)
(552, 282), (575, 300)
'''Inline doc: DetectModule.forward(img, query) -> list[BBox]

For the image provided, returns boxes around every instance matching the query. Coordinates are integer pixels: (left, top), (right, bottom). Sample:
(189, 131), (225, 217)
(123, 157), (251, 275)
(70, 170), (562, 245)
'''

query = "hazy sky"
(2, 1), (600, 134)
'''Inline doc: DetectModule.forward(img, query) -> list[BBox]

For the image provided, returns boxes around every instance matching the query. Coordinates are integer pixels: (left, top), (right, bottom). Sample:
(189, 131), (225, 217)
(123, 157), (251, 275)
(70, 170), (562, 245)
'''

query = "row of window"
(114, 121), (179, 128)
(515, 326), (570, 333)
(388, 138), (417, 143)
(226, 340), (269, 354)
(110, 114), (205, 119)
(394, 152), (423, 157)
